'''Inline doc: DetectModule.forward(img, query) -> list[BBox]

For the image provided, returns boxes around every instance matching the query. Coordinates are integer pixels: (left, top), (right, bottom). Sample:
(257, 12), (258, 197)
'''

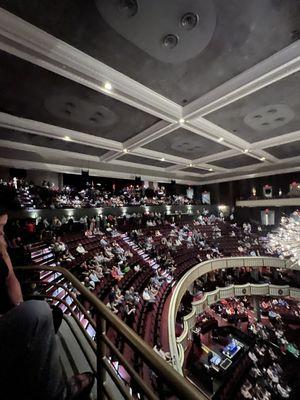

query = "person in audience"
(111, 265), (124, 281)
(76, 243), (87, 255)
(106, 300), (118, 314)
(153, 343), (171, 363)
(0, 205), (94, 399)
(124, 303), (136, 328)
(83, 276), (95, 290)
(94, 251), (109, 264)
(100, 237), (108, 247)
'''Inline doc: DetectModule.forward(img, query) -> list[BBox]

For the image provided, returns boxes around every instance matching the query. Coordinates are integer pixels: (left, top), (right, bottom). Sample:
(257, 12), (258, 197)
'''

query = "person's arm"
(1, 239), (23, 306)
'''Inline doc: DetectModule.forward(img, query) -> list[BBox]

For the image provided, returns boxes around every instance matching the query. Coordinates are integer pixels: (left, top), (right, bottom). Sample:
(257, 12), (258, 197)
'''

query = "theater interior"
(0, 1), (300, 400)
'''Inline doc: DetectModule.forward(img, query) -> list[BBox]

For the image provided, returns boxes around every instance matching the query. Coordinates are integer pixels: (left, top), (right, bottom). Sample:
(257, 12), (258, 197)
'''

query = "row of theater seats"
(29, 229), (169, 348)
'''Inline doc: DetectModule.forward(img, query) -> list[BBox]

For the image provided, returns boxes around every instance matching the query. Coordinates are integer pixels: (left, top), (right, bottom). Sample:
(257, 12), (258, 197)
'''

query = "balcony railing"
(168, 256), (297, 374)
(176, 283), (300, 369)
(16, 264), (206, 400)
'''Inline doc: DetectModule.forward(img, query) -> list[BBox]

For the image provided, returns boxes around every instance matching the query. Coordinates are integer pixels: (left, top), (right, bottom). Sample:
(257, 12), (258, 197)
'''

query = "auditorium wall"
(8, 204), (222, 221)
(203, 171), (300, 205)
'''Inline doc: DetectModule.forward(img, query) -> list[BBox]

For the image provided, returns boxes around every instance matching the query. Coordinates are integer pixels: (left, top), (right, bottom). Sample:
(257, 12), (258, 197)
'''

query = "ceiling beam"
(250, 130), (300, 150)
(191, 149), (240, 165)
(0, 157), (202, 186)
(99, 121), (179, 163)
(0, 112), (123, 151)
(183, 40), (300, 119)
(186, 118), (278, 163)
(0, 7), (297, 187)
(131, 147), (189, 166)
(0, 139), (112, 165)
(123, 121), (179, 151)
(196, 164), (300, 185)
(0, 7), (181, 122)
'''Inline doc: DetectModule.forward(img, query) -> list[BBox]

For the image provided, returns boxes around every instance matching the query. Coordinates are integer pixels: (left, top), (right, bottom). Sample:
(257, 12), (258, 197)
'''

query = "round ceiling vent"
(171, 137), (203, 154)
(244, 104), (294, 131)
(118, 0), (139, 18)
(95, 0), (216, 64)
(162, 34), (179, 49)
(180, 12), (199, 30)
(44, 95), (119, 127)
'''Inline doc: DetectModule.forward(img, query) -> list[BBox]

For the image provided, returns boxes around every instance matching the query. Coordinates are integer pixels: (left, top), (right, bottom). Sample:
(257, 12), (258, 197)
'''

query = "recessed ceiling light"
(219, 137), (224, 142)
(244, 149), (249, 153)
(179, 118), (185, 124)
(64, 136), (71, 141)
(104, 82), (112, 91)
(260, 157), (266, 161)
(161, 157), (165, 161)
(209, 168), (213, 172)
(123, 148), (128, 153)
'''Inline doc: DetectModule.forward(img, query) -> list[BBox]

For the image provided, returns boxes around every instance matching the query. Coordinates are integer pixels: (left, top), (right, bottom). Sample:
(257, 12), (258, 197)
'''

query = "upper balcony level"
(236, 196), (300, 208)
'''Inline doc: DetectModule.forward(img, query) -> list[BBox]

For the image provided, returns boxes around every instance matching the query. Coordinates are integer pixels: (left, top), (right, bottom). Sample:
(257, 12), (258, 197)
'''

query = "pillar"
(253, 296), (261, 322)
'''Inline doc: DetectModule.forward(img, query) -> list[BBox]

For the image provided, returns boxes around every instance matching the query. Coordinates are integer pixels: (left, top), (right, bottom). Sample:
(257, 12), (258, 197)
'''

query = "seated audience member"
(153, 343), (171, 362)
(241, 380), (252, 399)
(111, 265), (124, 281)
(124, 303), (136, 327)
(83, 276), (95, 290)
(100, 237), (109, 247)
(93, 226), (101, 235)
(94, 251), (109, 264)
(0, 205), (94, 399)
(104, 246), (114, 259)
(124, 249), (133, 258)
(106, 300), (118, 314)
(134, 264), (141, 272)
(84, 229), (94, 238)
(61, 250), (75, 263)
(76, 243), (87, 255)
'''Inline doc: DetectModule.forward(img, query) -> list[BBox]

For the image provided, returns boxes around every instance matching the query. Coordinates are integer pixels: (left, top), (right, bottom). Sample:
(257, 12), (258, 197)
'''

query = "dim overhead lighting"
(104, 82), (112, 91)
(218, 137), (224, 142)
(179, 118), (185, 124)
(260, 157), (266, 161)
(243, 149), (249, 153)
(64, 136), (71, 141)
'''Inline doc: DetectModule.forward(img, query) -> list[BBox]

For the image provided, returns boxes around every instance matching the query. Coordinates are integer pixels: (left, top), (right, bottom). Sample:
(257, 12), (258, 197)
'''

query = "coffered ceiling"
(0, 0), (299, 185)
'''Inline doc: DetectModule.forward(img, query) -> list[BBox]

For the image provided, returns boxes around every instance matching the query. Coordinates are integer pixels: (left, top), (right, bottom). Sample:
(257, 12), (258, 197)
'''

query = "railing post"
(96, 314), (107, 400)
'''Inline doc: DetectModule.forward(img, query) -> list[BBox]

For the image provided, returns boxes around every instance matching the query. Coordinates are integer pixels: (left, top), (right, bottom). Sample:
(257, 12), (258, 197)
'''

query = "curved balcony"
(168, 256), (298, 374)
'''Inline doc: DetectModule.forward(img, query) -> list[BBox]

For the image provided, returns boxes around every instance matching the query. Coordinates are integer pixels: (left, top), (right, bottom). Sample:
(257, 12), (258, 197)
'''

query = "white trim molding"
(183, 40), (300, 119)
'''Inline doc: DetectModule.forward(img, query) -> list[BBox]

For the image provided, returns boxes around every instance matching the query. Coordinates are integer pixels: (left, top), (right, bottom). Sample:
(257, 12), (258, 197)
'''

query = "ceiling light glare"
(64, 136), (71, 141)
(219, 137), (224, 142)
(189, 163), (193, 167)
(161, 157), (165, 161)
(260, 157), (266, 161)
(244, 149), (249, 153)
(209, 168), (213, 172)
(104, 82), (112, 91)
(123, 148), (128, 153)
(179, 118), (185, 124)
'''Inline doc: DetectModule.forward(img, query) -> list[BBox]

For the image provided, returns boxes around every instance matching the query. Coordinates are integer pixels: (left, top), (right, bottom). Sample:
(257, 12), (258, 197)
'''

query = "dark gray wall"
(8, 204), (223, 220)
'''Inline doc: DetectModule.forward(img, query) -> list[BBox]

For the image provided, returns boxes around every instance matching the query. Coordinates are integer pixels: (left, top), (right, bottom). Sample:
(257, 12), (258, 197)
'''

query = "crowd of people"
(0, 178), (196, 210)
(187, 293), (300, 399)
(4, 195), (300, 399)
(240, 343), (292, 399)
